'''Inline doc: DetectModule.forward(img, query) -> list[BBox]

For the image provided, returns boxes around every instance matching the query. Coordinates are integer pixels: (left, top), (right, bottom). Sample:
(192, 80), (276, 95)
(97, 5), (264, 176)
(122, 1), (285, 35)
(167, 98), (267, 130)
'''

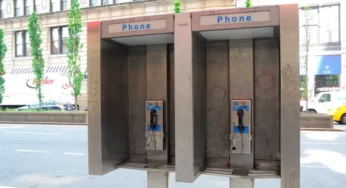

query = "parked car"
(16, 100), (66, 111)
(63, 103), (80, 111)
(16, 104), (65, 111)
(331, 104), (346, 124)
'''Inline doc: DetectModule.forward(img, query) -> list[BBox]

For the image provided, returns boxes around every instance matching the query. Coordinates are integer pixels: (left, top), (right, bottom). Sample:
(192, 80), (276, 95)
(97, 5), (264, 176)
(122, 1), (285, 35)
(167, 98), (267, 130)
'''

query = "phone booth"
(87, 4), (300, 188)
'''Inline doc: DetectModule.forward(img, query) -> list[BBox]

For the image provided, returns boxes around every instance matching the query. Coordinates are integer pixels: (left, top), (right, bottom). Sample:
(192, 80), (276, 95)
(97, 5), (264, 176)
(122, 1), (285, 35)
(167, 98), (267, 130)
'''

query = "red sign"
(62, 83), (72, 89)
(26, 78), (55, 89)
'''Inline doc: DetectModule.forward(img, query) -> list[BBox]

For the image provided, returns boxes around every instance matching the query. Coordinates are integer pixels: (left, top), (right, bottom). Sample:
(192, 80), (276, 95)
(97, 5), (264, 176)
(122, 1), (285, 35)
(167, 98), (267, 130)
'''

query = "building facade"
(0, 0), (237, 108)
(0, 0), (344, 108)
(243, 0), (345, 102)
(297, 0), (344, 101)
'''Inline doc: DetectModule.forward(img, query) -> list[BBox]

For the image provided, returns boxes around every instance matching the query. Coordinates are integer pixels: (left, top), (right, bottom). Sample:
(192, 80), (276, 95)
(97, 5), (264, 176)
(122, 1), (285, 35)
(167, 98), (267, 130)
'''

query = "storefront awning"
(11, 65), (69, 75)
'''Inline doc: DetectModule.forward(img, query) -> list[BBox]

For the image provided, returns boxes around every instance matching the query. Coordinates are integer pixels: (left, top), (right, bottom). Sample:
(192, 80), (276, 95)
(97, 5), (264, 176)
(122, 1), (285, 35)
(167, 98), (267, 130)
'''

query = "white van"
(305, 91), (346, 114)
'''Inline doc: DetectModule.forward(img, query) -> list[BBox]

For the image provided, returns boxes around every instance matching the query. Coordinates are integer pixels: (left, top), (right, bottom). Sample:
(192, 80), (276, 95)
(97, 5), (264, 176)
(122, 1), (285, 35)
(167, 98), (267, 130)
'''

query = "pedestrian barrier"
(0, 112), (87, 125)
(300, 113), (333, 129)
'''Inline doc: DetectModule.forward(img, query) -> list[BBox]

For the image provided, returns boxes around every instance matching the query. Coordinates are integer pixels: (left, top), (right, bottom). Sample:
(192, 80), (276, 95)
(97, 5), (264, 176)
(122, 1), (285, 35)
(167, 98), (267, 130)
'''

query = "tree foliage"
(0, 29), (7, 106)
(67, 0), (83, 109)
(174, 0), (181, 13)
(245, 0), (253, 8)
(302, 7), (312, 110)
(28, 12), (45, 110)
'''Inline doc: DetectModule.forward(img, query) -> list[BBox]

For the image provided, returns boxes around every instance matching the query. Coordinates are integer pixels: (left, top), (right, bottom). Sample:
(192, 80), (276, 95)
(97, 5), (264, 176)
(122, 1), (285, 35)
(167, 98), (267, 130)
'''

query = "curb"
(0, 122), (87, 126)
(300, 128), (345, 132)
(0, 123), (344, 131)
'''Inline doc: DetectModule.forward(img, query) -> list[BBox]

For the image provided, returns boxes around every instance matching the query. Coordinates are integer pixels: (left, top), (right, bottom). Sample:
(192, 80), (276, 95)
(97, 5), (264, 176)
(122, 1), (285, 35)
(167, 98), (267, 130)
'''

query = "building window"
(34, 0), (41, 13)
(15, 31), (31, 57)
(14, 0), (22, 17)
(315, 75), (340, 94)
(50, 0), (58, 12)
(90, 0), (97, 6)
(61, 0), (68, 10)
(24, 0), (30, 15)
(102, 0), (110, 5)
(300, 4), (340, 45)
(0, 0), (4, 18)
(320, 5), (340, 43)
(51, 26), (69, 54)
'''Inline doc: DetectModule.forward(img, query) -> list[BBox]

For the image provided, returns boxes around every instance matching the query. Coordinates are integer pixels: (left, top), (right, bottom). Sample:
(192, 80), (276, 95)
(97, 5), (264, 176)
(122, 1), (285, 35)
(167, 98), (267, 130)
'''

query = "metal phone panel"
(229, 39), (254, 169)
(230, 100), (252, 155)
(280, 4), (300, 188)
(254, 39), (280, 161)
(174, 12), (197, 183)
(145, 100), (165, 151)
(87, 21), (103, 175)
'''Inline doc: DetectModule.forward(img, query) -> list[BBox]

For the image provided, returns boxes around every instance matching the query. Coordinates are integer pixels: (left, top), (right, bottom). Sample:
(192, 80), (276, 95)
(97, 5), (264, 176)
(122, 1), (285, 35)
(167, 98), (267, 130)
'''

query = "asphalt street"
(0, 124), (346, 188)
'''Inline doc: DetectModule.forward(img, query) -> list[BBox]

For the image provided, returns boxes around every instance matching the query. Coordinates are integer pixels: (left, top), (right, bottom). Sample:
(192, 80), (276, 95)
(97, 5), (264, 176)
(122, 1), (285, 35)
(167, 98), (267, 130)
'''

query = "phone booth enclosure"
(174, 5), (300, 188)
(87, 14), (176, 175)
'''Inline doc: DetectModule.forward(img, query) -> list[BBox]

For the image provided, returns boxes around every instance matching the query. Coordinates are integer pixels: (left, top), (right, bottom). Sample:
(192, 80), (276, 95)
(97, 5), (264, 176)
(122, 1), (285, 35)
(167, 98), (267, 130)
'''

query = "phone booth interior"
(87, 14), (176, 175)
(174, 5), (300, 188)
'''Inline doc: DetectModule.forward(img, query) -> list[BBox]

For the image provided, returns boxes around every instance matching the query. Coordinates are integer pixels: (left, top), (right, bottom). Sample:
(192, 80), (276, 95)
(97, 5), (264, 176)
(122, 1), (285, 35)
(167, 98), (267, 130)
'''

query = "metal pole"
(147, 170), (170, 188)
(230, 178), (254, 188)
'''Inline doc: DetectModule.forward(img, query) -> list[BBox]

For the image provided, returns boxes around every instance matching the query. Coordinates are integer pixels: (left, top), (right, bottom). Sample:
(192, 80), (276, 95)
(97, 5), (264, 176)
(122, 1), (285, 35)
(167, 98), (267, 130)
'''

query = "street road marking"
(301, 142), (346, 145)
(16, 149), (52, 153)
(301, 165), (328, 169)
(6, 132), (61, 135)
(63, 152), (85, 156)
(0, 126), (25, 129)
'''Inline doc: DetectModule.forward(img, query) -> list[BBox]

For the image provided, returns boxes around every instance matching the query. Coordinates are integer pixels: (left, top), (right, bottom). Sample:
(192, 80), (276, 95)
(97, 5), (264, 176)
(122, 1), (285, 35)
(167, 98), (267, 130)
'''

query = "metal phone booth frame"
(87, 14), (176, 188)
(174, 4), (300, 188)
(87, 4), (300, 188)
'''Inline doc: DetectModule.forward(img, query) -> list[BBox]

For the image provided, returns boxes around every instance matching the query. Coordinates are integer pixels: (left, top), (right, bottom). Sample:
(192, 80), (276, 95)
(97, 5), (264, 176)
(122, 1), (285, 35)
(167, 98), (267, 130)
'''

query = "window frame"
(299, 4), (340, 45)
(50, 0), (54, 12)
(102, 0), (112, 5)
(15, 30), (31, 57)
(90, 0), (98, 7)
(24, 0), (30, 16)
(319, 4), (340, 44)
(34, 0), (40, 13)
(0, 0), (3, 18)
(14, 0), (21, 17)
(50, 26), (69, 55)
(61, 0), (68, 11)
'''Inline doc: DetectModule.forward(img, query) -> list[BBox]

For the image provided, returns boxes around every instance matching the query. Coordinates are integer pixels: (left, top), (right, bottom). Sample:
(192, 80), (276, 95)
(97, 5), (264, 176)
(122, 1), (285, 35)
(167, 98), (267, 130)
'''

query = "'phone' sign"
(200, 11), (270, 26)
(108, 20), (166, 34)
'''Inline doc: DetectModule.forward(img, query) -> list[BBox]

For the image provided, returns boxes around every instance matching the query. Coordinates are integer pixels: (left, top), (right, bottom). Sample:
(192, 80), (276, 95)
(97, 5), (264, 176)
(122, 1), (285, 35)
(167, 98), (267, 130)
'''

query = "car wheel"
(340, 114), (346, 125)
(308, 109), (317, 113)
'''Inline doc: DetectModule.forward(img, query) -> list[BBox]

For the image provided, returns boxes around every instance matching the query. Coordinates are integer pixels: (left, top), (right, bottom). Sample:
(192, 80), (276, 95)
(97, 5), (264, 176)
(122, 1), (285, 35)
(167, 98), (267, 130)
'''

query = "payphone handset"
(230, 100), (252, 154)
(145, 101), (165, 151)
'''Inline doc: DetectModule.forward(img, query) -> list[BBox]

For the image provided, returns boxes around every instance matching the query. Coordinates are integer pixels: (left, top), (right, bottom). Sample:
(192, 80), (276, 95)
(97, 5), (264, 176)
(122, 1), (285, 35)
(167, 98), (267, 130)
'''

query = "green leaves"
(67, 0), (83, 106)
(0, 29), (6, 105)
(245, 0), (253, 8)
(0, 77), (4, 104)
(174, 0), (181, 14)
(28, 12), (45, 110)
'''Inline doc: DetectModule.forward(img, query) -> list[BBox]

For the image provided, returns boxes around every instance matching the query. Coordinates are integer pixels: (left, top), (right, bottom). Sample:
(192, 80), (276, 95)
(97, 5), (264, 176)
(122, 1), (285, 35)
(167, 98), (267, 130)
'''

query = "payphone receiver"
(150, 109), (158, 129)
(237, 109), (244, 132)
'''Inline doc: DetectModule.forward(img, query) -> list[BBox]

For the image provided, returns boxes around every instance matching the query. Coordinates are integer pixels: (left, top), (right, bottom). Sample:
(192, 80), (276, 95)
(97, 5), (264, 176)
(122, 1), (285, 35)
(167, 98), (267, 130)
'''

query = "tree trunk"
(75, 95), (78, 111)
(38, 87), (42, 111)
(305, 43), (310, 112)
